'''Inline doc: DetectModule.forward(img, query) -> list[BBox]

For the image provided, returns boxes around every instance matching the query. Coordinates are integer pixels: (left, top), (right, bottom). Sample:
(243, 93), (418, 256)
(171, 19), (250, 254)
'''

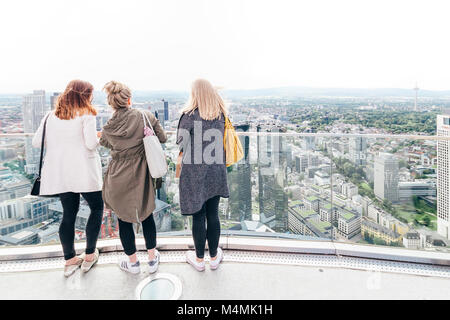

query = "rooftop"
(297, 209), (317, 219)
(340, 211), (356, 221)
(309, 220), (332, 233)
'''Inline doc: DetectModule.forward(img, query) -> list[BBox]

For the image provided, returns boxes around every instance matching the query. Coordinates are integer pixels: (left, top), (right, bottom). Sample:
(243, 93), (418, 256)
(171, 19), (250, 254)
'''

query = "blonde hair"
(182, 79), (227, 120)
(103, 80), (132, 110)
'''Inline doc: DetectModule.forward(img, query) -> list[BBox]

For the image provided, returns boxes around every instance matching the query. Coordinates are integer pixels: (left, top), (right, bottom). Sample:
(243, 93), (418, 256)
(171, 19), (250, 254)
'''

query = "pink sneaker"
(209, 248), (223, 270)
(186, 251), (205, 272)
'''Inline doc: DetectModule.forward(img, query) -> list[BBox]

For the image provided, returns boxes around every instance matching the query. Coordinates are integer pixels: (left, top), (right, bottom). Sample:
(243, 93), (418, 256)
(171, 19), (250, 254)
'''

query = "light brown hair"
(54, 80), (97, 120)
(103, 80), (132, 110)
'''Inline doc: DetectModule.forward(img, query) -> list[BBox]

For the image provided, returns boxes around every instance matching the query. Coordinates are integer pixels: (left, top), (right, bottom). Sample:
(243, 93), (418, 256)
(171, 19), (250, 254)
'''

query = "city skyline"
(0, 86), (449, 249)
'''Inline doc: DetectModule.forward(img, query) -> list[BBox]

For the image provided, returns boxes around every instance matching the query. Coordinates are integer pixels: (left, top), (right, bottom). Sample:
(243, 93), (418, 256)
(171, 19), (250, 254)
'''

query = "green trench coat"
(100, 107), (167, 223)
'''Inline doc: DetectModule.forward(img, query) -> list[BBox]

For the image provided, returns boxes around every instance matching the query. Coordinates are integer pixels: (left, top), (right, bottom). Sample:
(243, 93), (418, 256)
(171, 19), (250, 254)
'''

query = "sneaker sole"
(119, 267), (141, 274)
(148, 266), (159, 274)
(64, 268), (78, 278)
(210, 263), (220, 270)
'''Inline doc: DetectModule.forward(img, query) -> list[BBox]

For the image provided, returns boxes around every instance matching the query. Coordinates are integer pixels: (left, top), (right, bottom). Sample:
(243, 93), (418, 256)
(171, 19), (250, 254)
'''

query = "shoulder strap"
(140, 110), (156, 135)
(176, 113), (185, 131)
(37, 112), (51, 178)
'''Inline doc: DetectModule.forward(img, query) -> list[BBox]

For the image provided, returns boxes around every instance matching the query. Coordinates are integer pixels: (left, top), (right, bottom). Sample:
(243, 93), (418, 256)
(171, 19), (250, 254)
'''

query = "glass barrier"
(0, 132), (449, 254)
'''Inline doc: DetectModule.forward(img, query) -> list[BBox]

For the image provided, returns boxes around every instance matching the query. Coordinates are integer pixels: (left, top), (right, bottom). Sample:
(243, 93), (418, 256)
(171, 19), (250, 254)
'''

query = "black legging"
(59, 191), (104, 260)
(191, 196), (221, 259)
(118, 214), (157, 256)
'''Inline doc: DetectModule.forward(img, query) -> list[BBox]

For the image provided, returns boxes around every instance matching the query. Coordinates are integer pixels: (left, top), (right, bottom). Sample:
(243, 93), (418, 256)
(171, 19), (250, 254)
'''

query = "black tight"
(118, 214), (156, 256)
(59, 191), (104, 260)
(191, 196), (221, 259)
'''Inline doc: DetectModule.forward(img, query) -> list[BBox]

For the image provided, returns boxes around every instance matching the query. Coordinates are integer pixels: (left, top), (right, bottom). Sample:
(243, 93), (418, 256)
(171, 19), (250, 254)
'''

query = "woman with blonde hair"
(176, 79), (229, 271)
(100, 81), (167, 274)
(32, 79), (103, 277)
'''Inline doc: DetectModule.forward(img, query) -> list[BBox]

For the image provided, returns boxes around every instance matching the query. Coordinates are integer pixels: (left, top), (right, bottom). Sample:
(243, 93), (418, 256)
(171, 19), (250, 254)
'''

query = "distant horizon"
(1, 85), (450, 98)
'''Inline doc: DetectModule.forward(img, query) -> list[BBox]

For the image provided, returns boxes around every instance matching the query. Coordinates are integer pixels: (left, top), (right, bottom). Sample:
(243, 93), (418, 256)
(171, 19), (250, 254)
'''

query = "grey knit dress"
(176, 109), (229, 215)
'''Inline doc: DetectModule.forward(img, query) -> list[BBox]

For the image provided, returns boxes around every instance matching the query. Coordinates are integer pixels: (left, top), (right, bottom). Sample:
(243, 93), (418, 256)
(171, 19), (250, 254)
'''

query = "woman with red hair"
(32, 79), (103, 277)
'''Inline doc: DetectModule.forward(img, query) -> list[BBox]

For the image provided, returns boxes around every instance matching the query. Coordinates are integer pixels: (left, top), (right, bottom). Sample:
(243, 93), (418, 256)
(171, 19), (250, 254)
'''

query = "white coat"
(32, 111), (102, 195)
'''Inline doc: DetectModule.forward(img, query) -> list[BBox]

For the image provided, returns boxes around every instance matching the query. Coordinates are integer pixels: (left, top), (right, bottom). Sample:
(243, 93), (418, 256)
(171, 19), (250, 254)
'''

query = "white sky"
(1, 0), (450, 93)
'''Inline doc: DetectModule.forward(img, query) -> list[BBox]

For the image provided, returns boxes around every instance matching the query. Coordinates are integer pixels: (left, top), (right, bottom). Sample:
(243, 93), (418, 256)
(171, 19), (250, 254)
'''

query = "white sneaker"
(186, 250), (205, 272)
(148, 250), (160, 274)
(63, 257), (83, 278)
(209, 248), (223, 270)
(80, 248), (99, 273)
(118, 257), (141, 274)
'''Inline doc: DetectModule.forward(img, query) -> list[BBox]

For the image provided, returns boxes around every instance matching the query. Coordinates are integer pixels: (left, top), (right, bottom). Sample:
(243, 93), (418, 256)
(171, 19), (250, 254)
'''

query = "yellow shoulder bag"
(223, 116), (244, 167)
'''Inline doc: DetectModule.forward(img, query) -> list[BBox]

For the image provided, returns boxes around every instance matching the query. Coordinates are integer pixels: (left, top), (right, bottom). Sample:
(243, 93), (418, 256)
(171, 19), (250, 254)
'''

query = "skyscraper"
(374, 153), (399, 203)
(227, 124), (252, 222)
(22, 90), (47, 175)
(153, 99), (168, 127)
(257, 124), (288, 232)
(437, 112), (450, 239)
(162, 99), (169, 121)
(349, 137), (367, 166)
(50, 92), (60, 110)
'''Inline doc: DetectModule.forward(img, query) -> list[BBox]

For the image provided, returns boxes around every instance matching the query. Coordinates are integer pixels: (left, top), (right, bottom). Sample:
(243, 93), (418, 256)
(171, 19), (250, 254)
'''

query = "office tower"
(295, 152), (319, 173)
(285, 144), (293, 170)
(308, 153), (319, 167)
(163, 99), (169, 121)
(437, 112), (450, 239)
(151, 106), (168, 202)
(374, 153), (399, 203)
(349, 137), (367, 166)
(227, 124), (252, 222)
(50, 92), (60, 110)
(257, 124), (288, 232)
(295, 154), (307, 173)
(23, 90), (47, 175)
(153, 99), (168, 127)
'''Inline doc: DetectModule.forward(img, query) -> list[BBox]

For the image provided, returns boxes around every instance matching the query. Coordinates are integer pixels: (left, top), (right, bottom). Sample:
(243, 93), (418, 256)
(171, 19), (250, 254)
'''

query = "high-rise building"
(295, 154), (307, 173)
(50, 92), (60, 110)
(152, 105), (168, 202)
(22, 90), (47, 175)
(374, 153), (399, 203)
(437, 112), (450, 239)
(153, 99), (169, 127)
(257, 124), (288, 232)
(163, 99), (169, 121)
(227, 124), (252, 222)
(295, 152), (319, 173)
(349, 137), (367, 166)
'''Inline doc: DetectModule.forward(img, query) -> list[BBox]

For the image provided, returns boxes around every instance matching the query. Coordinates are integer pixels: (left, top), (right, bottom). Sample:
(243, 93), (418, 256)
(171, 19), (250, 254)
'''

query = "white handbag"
(140, 110), (168, 178)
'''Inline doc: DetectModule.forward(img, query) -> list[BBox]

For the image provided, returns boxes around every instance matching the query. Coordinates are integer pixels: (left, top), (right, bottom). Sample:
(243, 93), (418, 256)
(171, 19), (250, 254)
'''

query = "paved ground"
(1, 259), (450, 299)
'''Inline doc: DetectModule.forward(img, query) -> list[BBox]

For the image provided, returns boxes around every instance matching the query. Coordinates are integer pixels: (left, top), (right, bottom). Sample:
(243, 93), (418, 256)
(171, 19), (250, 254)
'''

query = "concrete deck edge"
(1, 236), (449, 266)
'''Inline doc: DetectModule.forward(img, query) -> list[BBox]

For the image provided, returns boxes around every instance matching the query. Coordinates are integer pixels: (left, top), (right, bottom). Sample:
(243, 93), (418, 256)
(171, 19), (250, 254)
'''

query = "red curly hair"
(55, 80), (97, 120)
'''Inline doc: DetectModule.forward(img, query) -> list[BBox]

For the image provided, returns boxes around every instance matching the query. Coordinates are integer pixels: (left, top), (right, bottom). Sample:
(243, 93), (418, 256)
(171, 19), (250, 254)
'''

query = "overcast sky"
(1, 0), (450, 93)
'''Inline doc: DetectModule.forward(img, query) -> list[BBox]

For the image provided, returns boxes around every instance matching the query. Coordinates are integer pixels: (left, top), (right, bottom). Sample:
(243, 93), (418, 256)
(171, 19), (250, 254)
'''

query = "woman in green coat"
(100, 81), (167, 274)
